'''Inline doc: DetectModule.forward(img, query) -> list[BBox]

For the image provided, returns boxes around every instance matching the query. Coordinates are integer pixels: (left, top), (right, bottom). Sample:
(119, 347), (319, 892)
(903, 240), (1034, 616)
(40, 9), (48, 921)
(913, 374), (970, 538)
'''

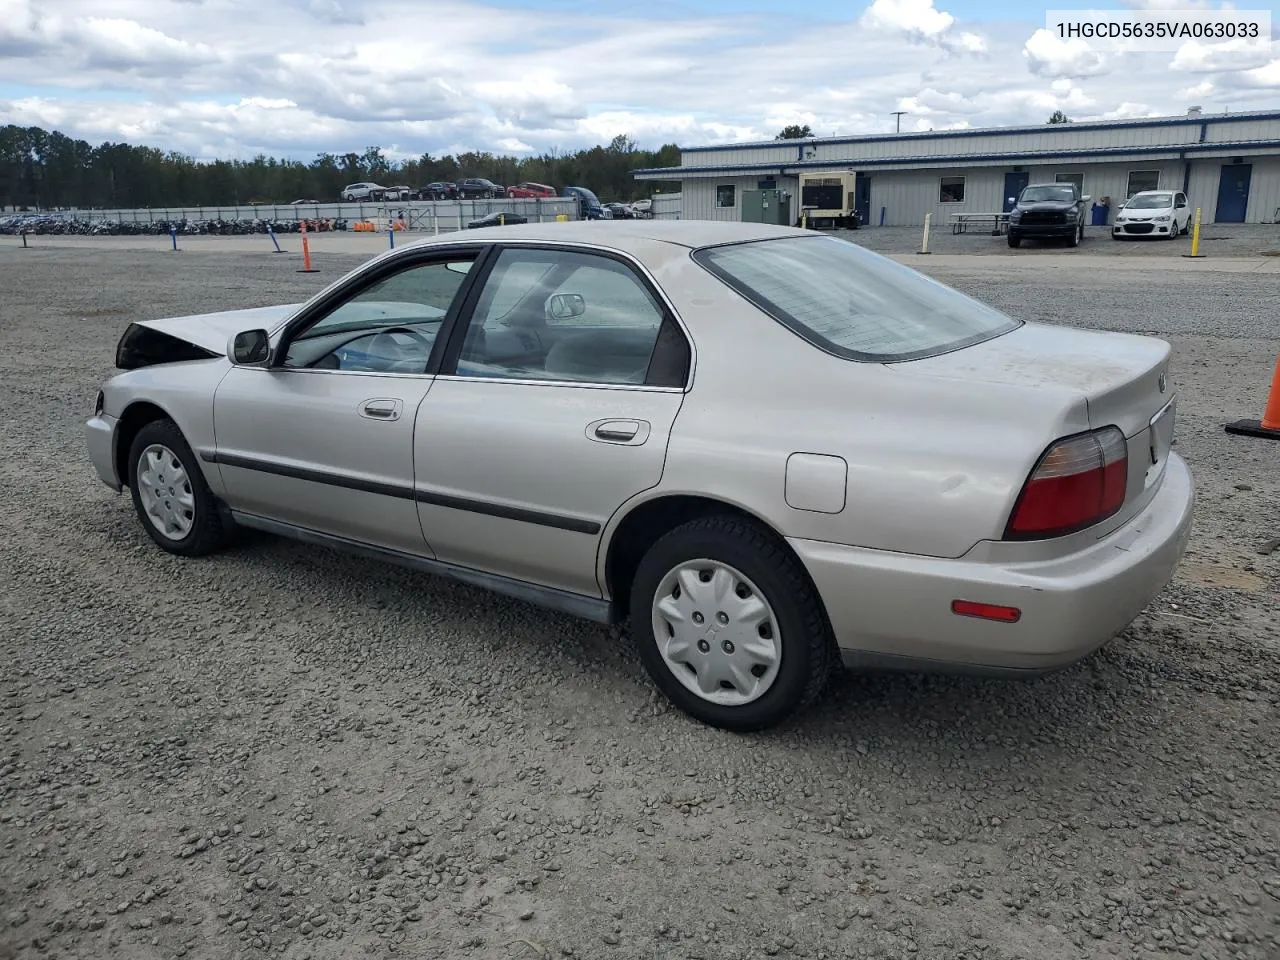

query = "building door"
(854, 176), (871, 225)
(1003, 171), (1029, 212)
(1214, 163), (1252, 223)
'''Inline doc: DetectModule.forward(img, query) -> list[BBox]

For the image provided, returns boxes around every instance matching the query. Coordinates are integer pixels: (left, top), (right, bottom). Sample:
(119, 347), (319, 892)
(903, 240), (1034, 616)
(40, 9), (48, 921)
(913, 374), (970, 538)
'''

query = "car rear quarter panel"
(631, 251), (1094, 561)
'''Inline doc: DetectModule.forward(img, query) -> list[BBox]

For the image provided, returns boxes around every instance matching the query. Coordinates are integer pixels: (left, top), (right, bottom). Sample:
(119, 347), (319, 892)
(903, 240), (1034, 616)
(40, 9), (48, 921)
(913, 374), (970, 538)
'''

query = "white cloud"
(861, 0), (954, 38)
(1022, 28), (1110, 78)
(1170, 38), (1274, 73)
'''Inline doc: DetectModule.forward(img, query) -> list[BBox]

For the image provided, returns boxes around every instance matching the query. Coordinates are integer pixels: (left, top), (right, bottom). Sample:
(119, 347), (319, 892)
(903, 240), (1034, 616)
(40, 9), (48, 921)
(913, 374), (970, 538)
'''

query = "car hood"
(133, 303), (304, 354)
(1117, 207), (1172, 217)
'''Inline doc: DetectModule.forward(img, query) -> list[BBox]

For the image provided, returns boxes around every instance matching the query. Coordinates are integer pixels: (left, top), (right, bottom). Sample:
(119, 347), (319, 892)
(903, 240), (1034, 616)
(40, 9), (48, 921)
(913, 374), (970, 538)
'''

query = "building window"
(1126, 170), (1160, 198)
(939, 176), (965, 203)
(1055, 172), (1084, 193)
(716, 184), (736, 208)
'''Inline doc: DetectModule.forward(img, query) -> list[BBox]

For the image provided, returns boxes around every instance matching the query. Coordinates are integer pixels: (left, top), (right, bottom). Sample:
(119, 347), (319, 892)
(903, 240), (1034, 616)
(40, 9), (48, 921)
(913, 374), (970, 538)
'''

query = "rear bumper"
(85, 414), (122, 491)
(790, 452), (1194, 674)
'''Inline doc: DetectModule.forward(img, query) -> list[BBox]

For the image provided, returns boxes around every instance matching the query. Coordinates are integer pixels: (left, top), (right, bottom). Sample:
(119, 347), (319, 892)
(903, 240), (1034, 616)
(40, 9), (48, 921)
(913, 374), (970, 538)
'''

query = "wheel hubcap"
(651, 560), (781, 706)
(136, 444), (195, 540)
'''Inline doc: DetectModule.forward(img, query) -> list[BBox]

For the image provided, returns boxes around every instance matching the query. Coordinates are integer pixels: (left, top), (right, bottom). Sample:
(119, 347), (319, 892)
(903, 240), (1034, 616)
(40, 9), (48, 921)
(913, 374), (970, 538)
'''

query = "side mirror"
(1006, 196), (1016, 204)
(546, 293), (586, 321)
(229, 328), (270, 365)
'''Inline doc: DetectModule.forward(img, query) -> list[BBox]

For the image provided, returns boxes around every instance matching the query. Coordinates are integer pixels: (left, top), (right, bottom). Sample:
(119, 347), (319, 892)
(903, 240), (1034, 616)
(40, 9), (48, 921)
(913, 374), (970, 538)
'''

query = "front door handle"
(359, 398), (402, 421)
(587, 418), (650, 445)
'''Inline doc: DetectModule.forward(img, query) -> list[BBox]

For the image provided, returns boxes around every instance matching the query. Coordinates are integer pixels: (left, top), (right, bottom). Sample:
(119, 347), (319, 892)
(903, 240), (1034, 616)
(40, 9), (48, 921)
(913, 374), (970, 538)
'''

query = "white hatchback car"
(1112, 190), (1191, 240)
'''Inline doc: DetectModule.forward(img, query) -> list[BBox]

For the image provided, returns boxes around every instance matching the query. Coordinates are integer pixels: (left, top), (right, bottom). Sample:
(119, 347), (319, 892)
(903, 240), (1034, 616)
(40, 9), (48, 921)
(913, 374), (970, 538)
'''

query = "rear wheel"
(628, 515), (837, 732)
(127, 418), (232, 557)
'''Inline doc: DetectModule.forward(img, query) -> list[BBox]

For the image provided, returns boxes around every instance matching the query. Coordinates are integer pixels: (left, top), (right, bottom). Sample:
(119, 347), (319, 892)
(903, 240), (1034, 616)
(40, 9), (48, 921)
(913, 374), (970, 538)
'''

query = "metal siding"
(867, 169), (1005, 226)
(1245, 157), (1280, 222)
(1205, 119), (1280, 143)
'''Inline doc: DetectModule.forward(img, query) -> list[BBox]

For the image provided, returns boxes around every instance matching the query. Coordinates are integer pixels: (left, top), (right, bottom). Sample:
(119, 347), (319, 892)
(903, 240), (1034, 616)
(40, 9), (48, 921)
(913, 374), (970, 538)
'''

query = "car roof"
(401, 219), (811, 253)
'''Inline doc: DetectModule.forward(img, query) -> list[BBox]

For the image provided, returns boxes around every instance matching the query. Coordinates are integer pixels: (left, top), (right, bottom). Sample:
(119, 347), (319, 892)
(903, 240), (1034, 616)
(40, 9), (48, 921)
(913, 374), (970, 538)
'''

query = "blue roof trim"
(632, 138), (1280, 178)
(678, 110), (1280, 154)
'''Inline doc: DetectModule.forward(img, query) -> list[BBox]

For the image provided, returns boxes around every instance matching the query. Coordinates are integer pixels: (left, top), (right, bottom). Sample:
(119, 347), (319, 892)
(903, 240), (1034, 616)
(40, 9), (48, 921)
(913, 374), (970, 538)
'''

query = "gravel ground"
(835, 222), (1280, 259)
(1, 244), (1277, 960)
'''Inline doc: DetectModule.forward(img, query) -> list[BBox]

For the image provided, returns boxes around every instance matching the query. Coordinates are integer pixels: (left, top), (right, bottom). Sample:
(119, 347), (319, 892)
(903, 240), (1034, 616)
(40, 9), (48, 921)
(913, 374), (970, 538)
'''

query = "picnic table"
(949, 212), (1010, 235)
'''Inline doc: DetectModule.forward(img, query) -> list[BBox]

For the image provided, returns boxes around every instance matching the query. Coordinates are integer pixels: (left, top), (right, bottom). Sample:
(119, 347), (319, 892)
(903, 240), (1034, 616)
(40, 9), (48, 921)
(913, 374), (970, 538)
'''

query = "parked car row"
(333, 181), (653, 216)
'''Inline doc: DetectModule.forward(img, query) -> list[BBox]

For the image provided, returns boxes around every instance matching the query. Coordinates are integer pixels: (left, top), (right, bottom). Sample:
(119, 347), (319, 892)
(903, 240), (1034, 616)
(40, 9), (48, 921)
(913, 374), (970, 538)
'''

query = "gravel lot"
(1, 241), (1277, 960)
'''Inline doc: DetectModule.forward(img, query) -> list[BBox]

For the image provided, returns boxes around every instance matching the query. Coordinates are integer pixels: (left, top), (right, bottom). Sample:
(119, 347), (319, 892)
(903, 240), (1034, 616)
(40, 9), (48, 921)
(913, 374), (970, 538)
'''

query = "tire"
(1066, 223), (1080, 247)
(127, 418), (232, 557)
(628, 514), (837, 732)
(1007, 231), (1021, 248)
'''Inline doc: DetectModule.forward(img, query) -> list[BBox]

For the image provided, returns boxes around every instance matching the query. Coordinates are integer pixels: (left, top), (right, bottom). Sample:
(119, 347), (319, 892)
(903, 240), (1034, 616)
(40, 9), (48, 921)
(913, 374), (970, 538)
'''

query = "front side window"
(694, 234), (1021, 362)
(281, 257), (478, 371)
(453, 247), (671, 385)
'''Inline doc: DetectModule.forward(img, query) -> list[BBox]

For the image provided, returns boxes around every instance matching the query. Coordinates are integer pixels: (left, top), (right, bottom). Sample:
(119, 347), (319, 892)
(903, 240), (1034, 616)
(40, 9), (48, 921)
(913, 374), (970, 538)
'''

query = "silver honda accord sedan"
(85, 220), (1194, 731)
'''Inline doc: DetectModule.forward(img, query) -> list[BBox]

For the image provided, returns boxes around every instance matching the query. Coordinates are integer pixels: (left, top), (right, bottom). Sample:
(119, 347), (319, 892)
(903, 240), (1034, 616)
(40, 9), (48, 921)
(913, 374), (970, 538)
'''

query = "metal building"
(632, 108), (1280, 227)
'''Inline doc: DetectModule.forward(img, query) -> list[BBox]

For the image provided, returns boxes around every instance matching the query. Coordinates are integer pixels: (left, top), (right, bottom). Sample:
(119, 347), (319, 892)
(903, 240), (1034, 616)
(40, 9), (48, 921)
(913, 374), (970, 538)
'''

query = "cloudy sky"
(0, 0), (1276, 161)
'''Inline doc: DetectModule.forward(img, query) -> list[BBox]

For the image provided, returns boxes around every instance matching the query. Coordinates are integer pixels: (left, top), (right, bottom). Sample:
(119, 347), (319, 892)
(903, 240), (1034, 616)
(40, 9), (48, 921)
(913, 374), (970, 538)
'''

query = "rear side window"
(693, 234), (1021, 362)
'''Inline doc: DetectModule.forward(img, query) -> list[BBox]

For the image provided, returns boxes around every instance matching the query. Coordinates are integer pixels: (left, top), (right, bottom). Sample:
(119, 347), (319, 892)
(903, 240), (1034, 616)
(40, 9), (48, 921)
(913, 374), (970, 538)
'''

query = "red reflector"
(1006, 426), (1129, 539)
(951, 600), (1022, 623)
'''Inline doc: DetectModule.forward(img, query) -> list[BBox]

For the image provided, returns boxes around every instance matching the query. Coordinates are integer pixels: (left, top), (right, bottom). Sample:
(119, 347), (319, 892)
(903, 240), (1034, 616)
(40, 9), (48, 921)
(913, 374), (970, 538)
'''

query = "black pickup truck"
(1007, 182), (1090, 247)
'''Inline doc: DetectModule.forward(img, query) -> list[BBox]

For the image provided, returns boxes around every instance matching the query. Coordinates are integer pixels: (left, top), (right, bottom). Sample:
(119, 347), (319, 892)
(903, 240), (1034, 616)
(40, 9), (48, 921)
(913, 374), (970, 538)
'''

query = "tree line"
(0, 126), (682, 211)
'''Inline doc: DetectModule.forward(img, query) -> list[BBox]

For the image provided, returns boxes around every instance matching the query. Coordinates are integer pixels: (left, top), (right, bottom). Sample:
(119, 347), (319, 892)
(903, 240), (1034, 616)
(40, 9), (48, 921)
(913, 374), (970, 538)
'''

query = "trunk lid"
(895, 321), (1173, 441)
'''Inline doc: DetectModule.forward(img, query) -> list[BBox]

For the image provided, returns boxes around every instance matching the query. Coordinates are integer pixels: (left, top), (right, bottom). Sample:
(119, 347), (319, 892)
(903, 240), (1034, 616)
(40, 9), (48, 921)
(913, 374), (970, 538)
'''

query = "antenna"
(891, 111), (907, 133)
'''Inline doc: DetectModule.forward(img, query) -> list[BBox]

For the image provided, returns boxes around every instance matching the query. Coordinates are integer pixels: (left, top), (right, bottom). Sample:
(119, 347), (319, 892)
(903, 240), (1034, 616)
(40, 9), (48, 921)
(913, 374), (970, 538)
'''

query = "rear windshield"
(693, 234), (1021, 362)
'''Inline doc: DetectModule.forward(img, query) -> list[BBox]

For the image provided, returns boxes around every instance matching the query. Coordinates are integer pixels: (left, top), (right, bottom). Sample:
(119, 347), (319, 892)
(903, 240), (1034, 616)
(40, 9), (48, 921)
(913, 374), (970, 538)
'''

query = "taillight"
(1005, 426), (1128, 539)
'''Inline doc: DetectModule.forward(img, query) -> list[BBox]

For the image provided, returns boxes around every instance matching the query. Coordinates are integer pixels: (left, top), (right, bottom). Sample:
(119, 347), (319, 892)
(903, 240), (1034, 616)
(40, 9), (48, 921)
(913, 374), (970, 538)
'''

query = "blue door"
(1214, 164), (1251, 223)
(855, 176), (871, 224)
(1003, 171), (1029, 212)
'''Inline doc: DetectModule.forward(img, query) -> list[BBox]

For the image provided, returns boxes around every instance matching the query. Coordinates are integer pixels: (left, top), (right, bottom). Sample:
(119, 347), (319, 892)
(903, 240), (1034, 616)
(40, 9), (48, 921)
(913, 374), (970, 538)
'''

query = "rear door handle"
(587, 418), (650, 445)
(359, 398), (402, 421)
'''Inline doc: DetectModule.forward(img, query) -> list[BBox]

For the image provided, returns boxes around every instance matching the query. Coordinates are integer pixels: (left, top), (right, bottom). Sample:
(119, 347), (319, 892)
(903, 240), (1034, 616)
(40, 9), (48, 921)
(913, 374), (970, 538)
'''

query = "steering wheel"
(309, 326), (433, 370)
(369, 325), (432, 354)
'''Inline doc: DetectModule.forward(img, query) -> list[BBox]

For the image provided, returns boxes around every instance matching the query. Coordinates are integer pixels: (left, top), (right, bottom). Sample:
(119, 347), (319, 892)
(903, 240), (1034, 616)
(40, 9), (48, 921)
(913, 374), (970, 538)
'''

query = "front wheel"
(628, 515), (837, 731)
(128, 418), (232, 557)
(1007, 231), (1021, 248)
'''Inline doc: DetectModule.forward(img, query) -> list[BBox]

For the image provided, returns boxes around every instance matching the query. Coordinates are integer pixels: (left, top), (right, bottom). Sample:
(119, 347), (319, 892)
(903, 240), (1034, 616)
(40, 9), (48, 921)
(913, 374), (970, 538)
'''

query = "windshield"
(1126, 193), (1173, 209)
(694, 235), (1021, 362)
(1020, 185), (1076, 202)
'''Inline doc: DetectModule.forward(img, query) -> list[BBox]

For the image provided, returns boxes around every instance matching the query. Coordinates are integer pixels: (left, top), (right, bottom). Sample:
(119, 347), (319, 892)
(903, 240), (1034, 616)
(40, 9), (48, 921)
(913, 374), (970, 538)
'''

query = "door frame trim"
(229, 510), (618, 623)
(199, 448), (602, 534)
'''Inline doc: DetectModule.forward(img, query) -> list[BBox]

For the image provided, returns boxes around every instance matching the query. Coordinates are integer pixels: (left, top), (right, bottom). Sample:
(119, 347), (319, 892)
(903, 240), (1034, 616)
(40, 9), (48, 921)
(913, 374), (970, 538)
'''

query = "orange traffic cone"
(1225, 354), (1280, 440)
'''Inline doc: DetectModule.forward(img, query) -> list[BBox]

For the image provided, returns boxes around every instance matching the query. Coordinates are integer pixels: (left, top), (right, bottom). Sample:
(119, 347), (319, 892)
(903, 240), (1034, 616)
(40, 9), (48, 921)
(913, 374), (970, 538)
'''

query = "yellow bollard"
(918, 212), (932, 255)
(1183, 206), (1205, 259)
(499, 213), (505, 226)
